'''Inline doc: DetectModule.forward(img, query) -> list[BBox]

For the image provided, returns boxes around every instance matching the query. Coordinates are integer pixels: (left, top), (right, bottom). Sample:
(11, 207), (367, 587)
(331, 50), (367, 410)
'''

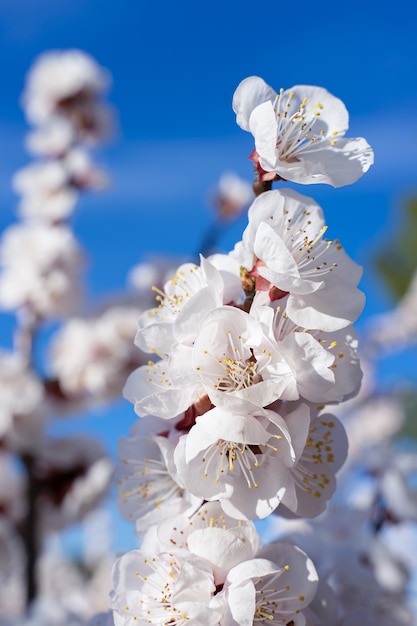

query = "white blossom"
(232, 188), (365, 330)
(50, 305), (143, 401)
(25, 118), (75, 157)
(116, 417), (202, 534)
(191, 305), (298, 409)
(135, 255), (241, 356)
(255, 302), (362, 404)
(280, 411), (348, 518)
(0, 222), (84, 318)
(213, 172), (254, 221)
(109, 548), (222, 626)
(233, 76), (373, 187)
(140, 502), (260, 585)
(174, 403), (307, 520)
(13, 160), (79, 222)
(219, 542), (318, 626)
(22, 49), (111, 142)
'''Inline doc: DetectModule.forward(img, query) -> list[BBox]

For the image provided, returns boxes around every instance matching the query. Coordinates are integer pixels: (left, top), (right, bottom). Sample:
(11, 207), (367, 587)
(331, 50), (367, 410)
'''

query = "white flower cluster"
(0, 50), (110, 319)
(0, 52), (120, 623)
(49, 304), (146, 404)
(96, 77), (375, 625)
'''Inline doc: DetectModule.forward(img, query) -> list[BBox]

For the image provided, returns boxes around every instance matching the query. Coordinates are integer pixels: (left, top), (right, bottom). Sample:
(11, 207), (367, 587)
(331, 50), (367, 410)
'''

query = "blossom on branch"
(233, 75), (374, 187)
(232, 188), (365, 330)
(22, 49), (111, 144)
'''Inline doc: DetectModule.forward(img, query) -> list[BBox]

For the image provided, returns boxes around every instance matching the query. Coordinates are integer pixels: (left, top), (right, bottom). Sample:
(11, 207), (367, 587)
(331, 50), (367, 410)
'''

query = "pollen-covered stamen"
(279, 213), (343, 281)
(291, 420), (336, 498)
(261, 439), (282, 454)
(254, 569), (305, 624)
(133, 555), (191, 625)
(207, 333), (272, 393)
(148, 264), (200, 320)
(291, 463), (331, 500)
(273, 91), (338, 162)
(144, 358), (173, 387)
(273, 306), (296, 339)
(201, 440), (261, 489)
(151, 283), (187, 315)
(215, 355), (261, 391)
(118, 456), (183, 518)
(286, 222), (330, 263)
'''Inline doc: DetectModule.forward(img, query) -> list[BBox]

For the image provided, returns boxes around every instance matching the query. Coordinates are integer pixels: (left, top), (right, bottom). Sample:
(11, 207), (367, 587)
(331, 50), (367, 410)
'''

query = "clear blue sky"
(0, 0), (416, 553)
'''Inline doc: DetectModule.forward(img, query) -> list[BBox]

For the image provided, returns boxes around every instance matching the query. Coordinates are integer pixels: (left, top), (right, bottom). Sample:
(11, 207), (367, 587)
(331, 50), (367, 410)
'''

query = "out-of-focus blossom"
(0, 222), (84, 318)
(212, 172), (254, 221)
(88, 613), (115, 626)
(127, 255), (183, 299)
(233, 76), (374, 187)
(7, 598), (86, 626)
(341, 395), (405, 461)
(337, 606), (412, 626)
(366, 268), (417, 353)
(13, 160), (78, 222)
(25, 118), (75, 157)
(371, 446), (417, 523)
(174, 402), (299, 520)
(35, 436), (113, 530)
(22, 49), (111, 143)
(266, 505), (414, 625)
(64, 147), (108, 189)
(13, 149), (108, 222)
(37, 546), (113, 620)
(0, 350), (45, 451)
(50, 305), (144, 402)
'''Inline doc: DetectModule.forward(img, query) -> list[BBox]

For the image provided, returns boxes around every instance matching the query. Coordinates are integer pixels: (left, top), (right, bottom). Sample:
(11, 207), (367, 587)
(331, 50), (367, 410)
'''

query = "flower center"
(273, 89), (338, 162)
(254, 570), (305, 624)
(148, 264), (200, 320)
(215, 353), (262, 392)
(132, 555), (190, 625)
(118, 455), (183, 520)
(202, 439), (260, 489)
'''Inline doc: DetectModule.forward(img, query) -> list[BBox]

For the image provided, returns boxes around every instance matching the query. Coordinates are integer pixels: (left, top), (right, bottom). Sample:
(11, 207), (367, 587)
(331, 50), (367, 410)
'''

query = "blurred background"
(0, 0), (416, 569)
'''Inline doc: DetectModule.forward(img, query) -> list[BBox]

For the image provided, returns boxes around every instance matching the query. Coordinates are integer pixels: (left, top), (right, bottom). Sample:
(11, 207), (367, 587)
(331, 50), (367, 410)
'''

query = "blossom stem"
(19, 454), (41, 608)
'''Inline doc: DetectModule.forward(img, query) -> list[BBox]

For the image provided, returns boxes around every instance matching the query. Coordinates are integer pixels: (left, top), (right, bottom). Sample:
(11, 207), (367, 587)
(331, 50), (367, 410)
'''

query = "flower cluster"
(0, 50), (110, 319)
(96, 77), (375, 625)
(0, 51), (125, 622)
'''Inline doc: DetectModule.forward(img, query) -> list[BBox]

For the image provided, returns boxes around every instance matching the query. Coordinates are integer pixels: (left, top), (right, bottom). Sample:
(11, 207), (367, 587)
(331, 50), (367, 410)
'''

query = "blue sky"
(0, 0), (416, 553)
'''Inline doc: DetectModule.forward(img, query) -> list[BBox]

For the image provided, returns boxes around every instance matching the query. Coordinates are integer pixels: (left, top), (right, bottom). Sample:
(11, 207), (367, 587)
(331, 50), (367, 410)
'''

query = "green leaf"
(374, 198), (417, 301)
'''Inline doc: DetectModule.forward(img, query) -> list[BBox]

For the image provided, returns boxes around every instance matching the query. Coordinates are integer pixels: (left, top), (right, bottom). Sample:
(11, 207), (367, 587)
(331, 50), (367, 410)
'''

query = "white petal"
(232, 76), (276, 131)
(297, 136), (374, 187)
